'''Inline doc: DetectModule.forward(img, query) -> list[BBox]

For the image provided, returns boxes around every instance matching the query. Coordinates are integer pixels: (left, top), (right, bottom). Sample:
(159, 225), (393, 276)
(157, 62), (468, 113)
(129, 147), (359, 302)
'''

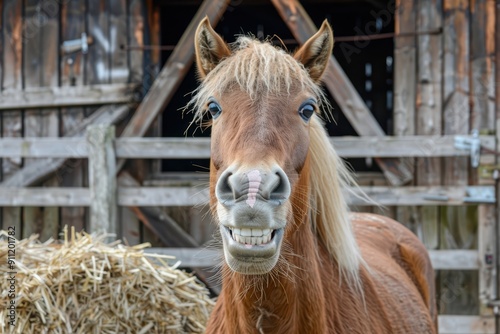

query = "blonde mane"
(190, 37), (328, 123)
(189, 36), (363, 286)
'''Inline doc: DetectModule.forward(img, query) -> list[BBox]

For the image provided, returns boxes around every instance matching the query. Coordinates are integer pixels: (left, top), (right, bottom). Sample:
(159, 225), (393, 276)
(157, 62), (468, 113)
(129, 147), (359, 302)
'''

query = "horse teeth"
(229, 228), (275, 245)
(251, 229), (263, 237)
(241, 228), (252, 236)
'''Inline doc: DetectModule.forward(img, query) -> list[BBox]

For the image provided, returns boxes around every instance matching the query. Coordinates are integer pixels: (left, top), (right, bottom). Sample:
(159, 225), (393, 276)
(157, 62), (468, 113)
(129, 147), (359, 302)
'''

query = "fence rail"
(0, 134), (493, 158)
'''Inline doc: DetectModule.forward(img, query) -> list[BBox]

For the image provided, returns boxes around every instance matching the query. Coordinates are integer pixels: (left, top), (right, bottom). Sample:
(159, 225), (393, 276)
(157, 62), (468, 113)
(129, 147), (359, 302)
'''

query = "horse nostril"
(269, 168), (291, 203)
(216, 169), (234, 204)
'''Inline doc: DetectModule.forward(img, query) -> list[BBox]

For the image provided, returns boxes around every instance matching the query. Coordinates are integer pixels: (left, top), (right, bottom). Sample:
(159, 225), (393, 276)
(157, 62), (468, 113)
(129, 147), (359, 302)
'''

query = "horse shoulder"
(351, 212), (437, 333)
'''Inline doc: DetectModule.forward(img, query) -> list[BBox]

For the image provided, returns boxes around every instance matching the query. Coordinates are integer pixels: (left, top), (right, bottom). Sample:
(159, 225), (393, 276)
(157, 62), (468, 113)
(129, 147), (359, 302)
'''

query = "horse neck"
(217, 162), (330, 333)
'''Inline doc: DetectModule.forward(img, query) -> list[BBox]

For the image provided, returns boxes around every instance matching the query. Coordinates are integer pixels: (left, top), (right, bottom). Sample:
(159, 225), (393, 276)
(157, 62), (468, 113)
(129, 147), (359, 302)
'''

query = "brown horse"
(191, 17), (437, 334)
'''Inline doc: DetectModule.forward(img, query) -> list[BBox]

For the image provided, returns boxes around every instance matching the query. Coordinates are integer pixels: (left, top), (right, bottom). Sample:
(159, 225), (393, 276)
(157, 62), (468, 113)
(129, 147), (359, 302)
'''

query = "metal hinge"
(454, 130), (481, 168)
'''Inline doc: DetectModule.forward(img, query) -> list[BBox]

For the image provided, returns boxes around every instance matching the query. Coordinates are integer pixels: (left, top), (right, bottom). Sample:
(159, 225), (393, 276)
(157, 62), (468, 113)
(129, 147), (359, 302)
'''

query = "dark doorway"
(158, 0), (394, 172)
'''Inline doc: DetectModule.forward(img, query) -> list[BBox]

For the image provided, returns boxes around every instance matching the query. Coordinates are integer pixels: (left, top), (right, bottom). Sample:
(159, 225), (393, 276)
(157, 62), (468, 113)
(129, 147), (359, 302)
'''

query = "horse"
(191, 17), (437, 334)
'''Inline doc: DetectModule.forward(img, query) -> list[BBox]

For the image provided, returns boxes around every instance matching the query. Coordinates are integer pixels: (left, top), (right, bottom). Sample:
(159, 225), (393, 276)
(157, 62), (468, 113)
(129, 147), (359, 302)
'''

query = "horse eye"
(298, 103), (315, 121)
(208, 101), (222, 119)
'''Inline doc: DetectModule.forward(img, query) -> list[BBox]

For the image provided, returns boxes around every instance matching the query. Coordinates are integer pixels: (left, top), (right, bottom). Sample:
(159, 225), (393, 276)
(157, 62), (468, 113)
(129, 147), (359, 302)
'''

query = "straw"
(0, 228), (214, 334)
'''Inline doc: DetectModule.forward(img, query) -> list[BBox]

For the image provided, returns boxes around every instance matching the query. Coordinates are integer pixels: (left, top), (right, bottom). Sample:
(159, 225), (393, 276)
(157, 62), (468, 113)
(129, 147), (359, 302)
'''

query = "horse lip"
(220, 226), (283, 261)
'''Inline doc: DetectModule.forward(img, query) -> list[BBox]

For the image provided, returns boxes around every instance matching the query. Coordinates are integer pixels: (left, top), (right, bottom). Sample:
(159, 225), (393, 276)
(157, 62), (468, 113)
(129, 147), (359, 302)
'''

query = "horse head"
(192, 17), (334, 275)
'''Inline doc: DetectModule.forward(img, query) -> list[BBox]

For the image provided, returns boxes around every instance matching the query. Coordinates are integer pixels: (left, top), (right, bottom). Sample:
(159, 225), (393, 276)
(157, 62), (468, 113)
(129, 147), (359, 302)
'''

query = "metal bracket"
(454, 130), (481, 168)
(61, 33), (93, 55)
(464, 186), (496, 203)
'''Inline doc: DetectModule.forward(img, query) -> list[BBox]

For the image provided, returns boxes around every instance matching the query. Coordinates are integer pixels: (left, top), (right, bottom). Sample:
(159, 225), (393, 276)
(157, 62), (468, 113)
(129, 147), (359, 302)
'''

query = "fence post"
(86, 125), (117, 235)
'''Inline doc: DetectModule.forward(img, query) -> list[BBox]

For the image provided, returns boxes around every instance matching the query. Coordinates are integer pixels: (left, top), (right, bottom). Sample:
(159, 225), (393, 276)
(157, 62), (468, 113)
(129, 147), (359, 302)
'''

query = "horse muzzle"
(215, 165), (291, 274)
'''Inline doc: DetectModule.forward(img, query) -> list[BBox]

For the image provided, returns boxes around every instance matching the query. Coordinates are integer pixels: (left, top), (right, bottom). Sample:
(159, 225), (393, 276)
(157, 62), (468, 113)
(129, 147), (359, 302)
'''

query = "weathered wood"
(115, 0), (229, 173)
(0, 83), (136, 110)
(1, 0), (23, 231)
(416, 0), (443, 186)
(87, 125), (117, 234)
(394, 0), (417, 242)
(87, 0), (110, 84)
(470, 0), (495, 131)
(416, 0), (443, 254)
(60, 0), (89, 232)
(128, 0), (143, 84)
(0, 135), (492, 159)
(109, 0), (129, 83)
(270, 0), (412, 186)
(394, 0), (417, 137)
(0, 105), (129, 187)
(430, 249), (480, 270)
(22, 0), (60, 240)
(443, 0), (469, 186)
(0, 185), (493, 207)
(438, 315), (494, 333)
(143, 247), (477, 270)
(470, 1), (497, 316)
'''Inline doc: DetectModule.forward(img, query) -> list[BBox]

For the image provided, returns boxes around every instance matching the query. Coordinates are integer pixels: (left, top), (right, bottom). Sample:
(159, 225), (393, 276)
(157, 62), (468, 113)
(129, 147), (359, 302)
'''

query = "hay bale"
(0, 227), (214, 334)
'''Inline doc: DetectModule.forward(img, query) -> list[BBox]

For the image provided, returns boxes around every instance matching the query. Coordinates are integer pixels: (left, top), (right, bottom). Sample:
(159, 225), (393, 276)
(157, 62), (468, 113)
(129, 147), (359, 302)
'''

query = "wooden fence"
(0, 124), (496, 333)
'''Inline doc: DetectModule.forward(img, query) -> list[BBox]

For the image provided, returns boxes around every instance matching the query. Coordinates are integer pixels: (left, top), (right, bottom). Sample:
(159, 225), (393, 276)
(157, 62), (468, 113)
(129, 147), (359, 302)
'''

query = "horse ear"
(194, 17), (231, 78)
(294, 20), (334, 82)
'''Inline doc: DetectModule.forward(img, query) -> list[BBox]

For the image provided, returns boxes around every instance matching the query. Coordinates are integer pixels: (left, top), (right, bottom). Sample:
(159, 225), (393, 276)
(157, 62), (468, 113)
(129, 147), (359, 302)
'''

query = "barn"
(0, 0), (498, 333)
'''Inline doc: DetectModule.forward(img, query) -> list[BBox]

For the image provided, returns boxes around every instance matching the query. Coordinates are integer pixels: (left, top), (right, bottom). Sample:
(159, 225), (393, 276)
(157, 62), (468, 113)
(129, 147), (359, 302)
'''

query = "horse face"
(194, 18), (333, 275)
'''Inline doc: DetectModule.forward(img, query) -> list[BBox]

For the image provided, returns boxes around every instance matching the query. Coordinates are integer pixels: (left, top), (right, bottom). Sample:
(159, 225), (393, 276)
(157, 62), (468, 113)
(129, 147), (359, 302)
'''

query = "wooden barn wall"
(0, 0), (147, 241)
(394, 0), (496, 316)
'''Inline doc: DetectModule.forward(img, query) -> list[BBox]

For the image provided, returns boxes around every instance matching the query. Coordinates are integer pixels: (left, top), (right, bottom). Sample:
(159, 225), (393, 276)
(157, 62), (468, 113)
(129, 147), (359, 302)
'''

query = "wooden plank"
(143, 247), (478, 270)
(441, 0), (478, 316)
(0, 135), (492, 159)
(443, 0), (469, 186)
(470, 0), (495, 131)
(394, 0), (417, 245)
(108, 0), (129, 83)
(87, 125), (117, 234)
(270, 0), (412, 186)
(0, 185), (493, 207)
(394, 0), (417, 137)
(87, 0), (110, 84)
(416, 0), (443, 253)
(438, 315), (494, 333)
(0, 187), (90, 206)
(60, 0), (85, 87)
(416, 0), (443, 186)
(128, 0), (143, 84)
(0, 105), (129, 187)
(22, 0), (60, 240)
(116, 0), (229, 173)
(1, 0), (22, 232)
(430, 249), (479, 270)
(60, 0), (88, 232)
(470, 0), (496, 316)
(0, 83), (136, 109)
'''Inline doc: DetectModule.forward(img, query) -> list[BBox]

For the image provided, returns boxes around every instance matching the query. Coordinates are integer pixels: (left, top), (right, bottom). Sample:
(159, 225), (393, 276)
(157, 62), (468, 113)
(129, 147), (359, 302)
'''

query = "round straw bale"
(0, 228), (214, 334)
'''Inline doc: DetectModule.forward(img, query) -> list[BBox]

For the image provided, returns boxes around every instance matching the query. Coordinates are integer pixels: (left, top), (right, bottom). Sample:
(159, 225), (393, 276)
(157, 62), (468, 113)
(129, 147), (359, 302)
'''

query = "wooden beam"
(116, 0), (230, 172)
(87, 125), (117, 234)
(0, 185), (491, 207)
(0, 104), (129, 187)
(0, 84), (136, 110)
(429, 249), (480, 270)
(144, 247), (479, 270)
(438, 315), (494, 334)
(394, 0), (417, 137)
(0, 135), (493, 159)
(270, 0), (413, 186)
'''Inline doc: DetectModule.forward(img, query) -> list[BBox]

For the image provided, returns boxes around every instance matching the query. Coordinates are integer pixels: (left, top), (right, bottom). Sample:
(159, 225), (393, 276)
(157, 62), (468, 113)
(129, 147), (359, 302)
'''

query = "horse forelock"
(188, 36), (330, 125)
